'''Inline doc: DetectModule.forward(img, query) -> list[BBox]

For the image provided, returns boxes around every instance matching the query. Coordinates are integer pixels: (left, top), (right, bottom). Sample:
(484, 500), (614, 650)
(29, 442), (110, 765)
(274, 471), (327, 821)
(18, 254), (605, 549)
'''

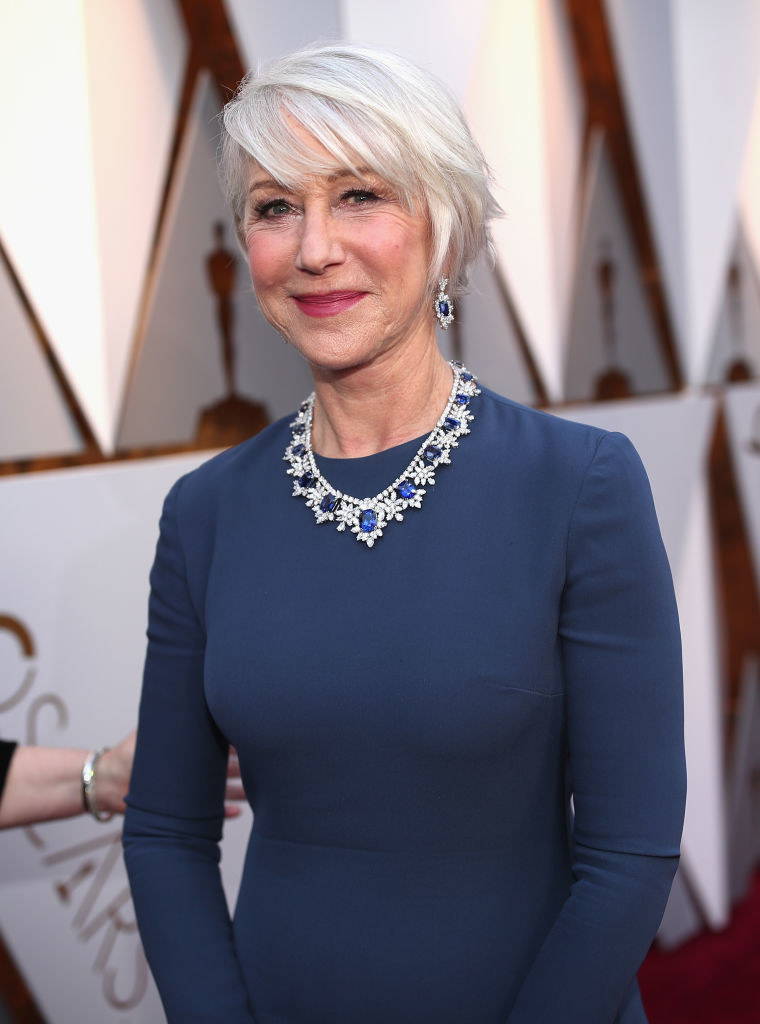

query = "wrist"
(81, 748), (114, 821)
(91, 744), (130, 815)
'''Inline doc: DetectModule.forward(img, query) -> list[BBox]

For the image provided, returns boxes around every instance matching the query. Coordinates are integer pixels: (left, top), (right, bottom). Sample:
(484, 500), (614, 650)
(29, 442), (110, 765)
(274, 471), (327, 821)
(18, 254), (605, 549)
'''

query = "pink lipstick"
(293, 291), (367, 317)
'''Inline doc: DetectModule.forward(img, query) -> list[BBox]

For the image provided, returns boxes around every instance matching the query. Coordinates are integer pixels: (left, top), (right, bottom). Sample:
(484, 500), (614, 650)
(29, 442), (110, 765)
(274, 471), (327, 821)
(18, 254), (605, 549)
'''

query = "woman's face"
(243, 127), (433, 374)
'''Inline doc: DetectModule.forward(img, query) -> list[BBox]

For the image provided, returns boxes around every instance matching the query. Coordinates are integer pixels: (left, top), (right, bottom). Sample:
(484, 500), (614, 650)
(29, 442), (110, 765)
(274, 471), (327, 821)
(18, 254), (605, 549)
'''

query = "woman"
(123, 44), (686, 1023)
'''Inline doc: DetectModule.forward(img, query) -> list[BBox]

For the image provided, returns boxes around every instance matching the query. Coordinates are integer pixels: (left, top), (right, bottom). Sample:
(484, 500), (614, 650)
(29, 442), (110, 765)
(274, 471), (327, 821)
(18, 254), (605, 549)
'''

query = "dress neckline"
(313, 433), (428, 468)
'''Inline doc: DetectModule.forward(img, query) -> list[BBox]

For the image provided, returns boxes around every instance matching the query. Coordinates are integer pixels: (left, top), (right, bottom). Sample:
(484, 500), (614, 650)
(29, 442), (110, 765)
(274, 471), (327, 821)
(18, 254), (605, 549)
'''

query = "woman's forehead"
(246, 160), (383, 194)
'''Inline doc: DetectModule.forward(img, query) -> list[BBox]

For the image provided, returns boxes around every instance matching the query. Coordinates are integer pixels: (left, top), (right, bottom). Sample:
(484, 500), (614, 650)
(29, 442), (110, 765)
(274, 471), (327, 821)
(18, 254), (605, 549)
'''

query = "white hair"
(219, 43), (501, 295)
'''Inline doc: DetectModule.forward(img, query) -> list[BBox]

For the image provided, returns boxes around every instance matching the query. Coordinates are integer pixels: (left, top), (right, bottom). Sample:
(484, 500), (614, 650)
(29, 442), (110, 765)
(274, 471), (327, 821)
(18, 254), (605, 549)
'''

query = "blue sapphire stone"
(438, 300), (450, 317)
(454, 393), (470, 406)
(360, 509), (377, 532)
(298, 471), (315, 488)
(424, 444), (442, 463)
(398, 480), (416, 499)
(461, 371), (473, 382)
(444, 416), (460, 431)
(320, 494), (337, 513)
(292, 443), (305, 456)
(452, 360), (463, 367)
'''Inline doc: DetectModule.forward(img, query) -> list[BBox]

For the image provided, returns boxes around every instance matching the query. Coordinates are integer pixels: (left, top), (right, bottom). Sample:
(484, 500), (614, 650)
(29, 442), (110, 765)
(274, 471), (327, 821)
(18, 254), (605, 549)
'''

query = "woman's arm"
(506, 431), (687, 1023)
(0, 734), (134, 828)
(123, 478), (254, 1023)
(0, 734), (242, 831)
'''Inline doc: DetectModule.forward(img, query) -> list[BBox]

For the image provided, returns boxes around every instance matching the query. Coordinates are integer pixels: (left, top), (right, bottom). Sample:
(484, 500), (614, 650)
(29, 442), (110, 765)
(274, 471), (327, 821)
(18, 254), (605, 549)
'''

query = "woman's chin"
(290, 335), (389, 376)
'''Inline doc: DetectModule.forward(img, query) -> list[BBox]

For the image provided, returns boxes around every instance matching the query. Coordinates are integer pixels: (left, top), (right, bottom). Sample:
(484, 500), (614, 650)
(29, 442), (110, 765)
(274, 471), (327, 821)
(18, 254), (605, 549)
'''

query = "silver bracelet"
(81, 747), (113, 822)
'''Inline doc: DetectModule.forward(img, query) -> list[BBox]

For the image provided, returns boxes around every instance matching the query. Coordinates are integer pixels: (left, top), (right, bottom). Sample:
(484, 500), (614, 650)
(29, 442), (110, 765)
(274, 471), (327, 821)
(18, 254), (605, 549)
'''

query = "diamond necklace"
(284, 360), (480, 547)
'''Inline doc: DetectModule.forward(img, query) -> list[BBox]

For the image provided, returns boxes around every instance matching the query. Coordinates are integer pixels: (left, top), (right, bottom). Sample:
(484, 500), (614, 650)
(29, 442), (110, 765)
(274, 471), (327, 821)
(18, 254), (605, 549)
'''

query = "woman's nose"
(295, 205), (345, 274)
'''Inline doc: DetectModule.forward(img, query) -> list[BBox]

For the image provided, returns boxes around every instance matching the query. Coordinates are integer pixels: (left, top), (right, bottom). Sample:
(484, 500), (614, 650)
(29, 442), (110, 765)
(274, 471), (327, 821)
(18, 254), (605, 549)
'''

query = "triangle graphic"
(82, 0), (186, 444)
(705, 222), (760, 385)
(0, 0), (107, 450)
(671, 0), (760, 383)
(455, 256), (540, 406)
(564, 134), (671, 403)
(465, 0), (583, 400)
(0, 251), (84, 461)
(604, 0), (687, 366)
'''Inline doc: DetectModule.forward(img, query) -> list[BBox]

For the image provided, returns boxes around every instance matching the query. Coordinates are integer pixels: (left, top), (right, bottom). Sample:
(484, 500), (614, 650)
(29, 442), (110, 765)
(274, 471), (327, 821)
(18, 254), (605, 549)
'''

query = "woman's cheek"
(247, 249), (272, 289)
(251, 285), (294, 340)
(246, 233), (287, 286)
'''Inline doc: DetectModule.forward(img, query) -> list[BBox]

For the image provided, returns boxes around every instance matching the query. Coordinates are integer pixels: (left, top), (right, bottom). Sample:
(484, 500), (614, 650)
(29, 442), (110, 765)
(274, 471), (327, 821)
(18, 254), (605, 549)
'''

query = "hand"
(96, 731), (137, 815)
(223, 747), (248, 818)
(98, 732), (247, 818)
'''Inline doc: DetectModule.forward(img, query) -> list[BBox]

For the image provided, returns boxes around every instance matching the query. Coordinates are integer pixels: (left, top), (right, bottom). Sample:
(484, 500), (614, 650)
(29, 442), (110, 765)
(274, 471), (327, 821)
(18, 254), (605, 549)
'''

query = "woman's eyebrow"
(248, 177), (283, 194)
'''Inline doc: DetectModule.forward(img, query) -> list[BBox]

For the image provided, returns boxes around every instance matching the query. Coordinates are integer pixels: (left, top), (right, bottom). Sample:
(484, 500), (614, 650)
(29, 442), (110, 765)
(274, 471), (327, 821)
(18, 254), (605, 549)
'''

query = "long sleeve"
(123, 479), (254, 1023)
(506, 432), (687, 1023)
(0, 740), (18, 800)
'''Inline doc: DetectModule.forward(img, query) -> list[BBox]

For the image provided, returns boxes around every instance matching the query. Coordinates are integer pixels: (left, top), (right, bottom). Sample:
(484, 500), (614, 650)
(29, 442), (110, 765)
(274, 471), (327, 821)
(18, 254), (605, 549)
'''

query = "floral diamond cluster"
(284, 362), (480, 548)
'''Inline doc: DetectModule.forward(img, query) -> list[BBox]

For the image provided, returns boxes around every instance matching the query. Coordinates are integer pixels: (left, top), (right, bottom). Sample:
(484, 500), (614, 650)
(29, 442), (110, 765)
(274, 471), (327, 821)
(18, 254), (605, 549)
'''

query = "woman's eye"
(343, 189), (380, 205)
(256, 199), (293, 218)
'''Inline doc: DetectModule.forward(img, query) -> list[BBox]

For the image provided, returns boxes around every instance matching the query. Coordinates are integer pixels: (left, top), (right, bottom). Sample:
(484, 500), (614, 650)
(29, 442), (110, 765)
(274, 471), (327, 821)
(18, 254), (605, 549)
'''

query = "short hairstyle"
(219, 43), (501, 295)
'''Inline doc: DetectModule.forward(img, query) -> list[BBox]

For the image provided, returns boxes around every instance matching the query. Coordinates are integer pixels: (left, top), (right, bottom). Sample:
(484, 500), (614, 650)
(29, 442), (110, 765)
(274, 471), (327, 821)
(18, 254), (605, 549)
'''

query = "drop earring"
(434, 277), (455, 330)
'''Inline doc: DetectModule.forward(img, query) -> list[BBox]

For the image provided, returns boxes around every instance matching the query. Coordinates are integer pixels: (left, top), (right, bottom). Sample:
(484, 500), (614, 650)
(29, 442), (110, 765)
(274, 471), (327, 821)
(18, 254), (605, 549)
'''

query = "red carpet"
(639, 870), (760, 1023)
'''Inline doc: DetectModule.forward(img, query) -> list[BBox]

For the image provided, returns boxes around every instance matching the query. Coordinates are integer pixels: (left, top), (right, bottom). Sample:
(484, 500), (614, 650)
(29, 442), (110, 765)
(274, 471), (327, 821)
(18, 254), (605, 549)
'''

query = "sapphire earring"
(434, 277), (455, 330)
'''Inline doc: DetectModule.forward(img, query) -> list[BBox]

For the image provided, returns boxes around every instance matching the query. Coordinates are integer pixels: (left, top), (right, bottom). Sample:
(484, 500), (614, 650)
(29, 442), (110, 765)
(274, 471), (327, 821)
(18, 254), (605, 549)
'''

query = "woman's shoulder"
(475, 385), (649, 504)
(474, 386), (656, 548)
(167, 412), (294, 514)
(478, 385), (611, 464)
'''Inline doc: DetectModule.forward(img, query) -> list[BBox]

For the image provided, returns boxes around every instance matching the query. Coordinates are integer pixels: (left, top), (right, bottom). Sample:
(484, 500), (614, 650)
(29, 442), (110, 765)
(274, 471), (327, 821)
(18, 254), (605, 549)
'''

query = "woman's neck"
(309, 342), (452, 459)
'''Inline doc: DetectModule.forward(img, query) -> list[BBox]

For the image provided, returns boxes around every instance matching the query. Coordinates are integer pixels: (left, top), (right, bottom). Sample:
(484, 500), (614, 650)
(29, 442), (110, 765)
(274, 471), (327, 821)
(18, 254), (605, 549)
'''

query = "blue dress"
(123, 385), (686, 1023)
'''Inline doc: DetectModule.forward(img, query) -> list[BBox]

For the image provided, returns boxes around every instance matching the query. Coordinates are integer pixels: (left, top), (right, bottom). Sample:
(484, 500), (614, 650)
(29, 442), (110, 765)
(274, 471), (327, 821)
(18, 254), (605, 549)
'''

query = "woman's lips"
(292, 291), (367, 317)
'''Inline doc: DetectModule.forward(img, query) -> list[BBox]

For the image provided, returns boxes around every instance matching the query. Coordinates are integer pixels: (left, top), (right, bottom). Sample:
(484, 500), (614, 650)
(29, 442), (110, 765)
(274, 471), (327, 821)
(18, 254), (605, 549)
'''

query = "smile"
(292, 291), (367, 317)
